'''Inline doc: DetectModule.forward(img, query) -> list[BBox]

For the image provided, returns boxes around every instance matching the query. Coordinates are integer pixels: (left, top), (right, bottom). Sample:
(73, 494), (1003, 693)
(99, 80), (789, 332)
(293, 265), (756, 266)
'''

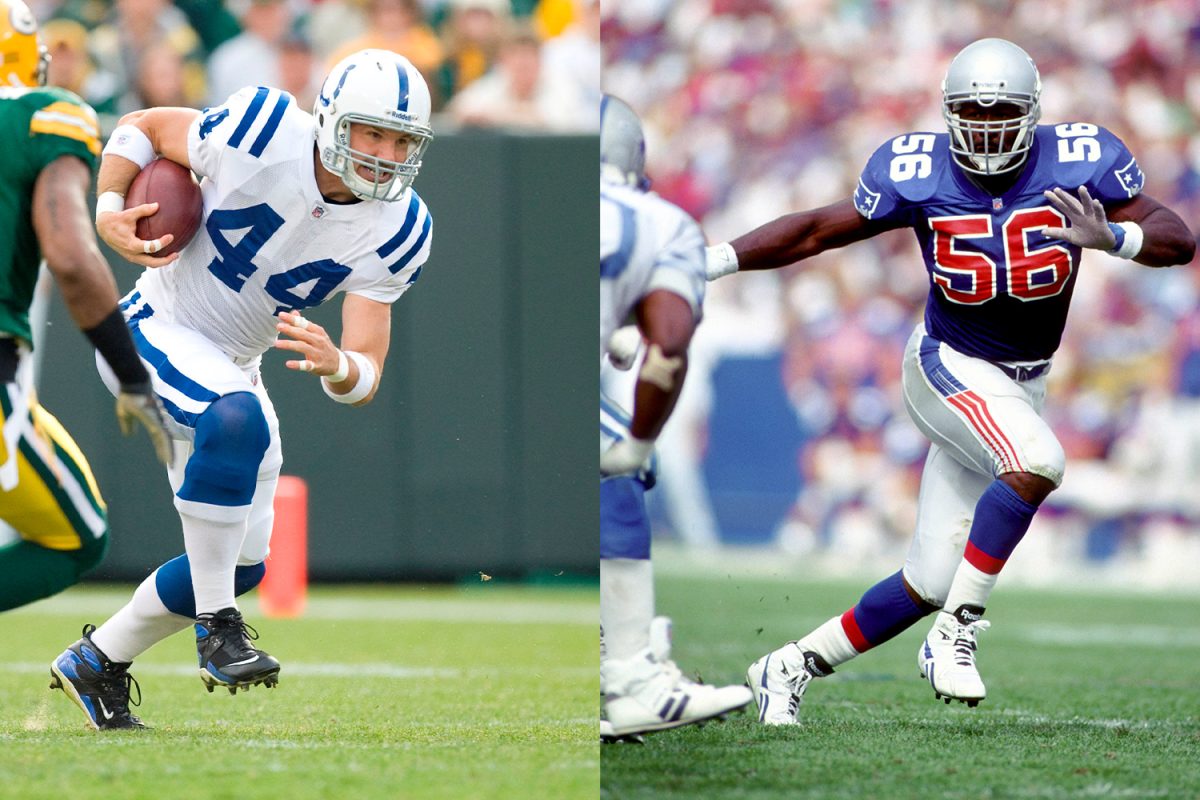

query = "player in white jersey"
(599, 95), (751, 741)
(50, 49), (434, 729)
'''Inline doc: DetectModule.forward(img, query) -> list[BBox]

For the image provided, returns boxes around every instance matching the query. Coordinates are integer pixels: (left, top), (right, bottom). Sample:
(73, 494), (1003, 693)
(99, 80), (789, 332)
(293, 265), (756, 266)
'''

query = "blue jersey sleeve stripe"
(376, 194), (421, 259)
(386, 212), (432, 274)
(228, 87), (270, 150)
(600, 203), (637, 278)
(129, 324), (221, 404)
(404, 265), (422, 286)
(249, 92), (290, 157)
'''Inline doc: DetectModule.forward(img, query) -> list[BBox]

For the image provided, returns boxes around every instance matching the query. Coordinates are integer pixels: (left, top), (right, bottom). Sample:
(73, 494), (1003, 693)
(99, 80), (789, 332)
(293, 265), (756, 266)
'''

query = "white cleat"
(601, 617), (752, 738)
(746, 643), (816, 725)
(918, 611), (991, 707)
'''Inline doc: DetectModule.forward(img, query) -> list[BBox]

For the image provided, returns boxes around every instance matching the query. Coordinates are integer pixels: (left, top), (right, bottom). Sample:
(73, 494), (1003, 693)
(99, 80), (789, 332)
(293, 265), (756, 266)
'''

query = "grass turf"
(602, 573), (1200, 799)
(0, 583), (598, 800)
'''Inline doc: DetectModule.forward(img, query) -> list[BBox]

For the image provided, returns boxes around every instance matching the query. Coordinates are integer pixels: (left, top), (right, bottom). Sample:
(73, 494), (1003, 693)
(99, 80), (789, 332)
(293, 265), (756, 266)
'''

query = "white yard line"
(9, 590), (597, 626)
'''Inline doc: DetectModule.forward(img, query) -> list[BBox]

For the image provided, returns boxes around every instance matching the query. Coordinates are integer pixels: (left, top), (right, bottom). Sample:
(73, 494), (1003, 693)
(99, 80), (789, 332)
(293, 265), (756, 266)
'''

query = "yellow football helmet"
(0, 0), (46, 87)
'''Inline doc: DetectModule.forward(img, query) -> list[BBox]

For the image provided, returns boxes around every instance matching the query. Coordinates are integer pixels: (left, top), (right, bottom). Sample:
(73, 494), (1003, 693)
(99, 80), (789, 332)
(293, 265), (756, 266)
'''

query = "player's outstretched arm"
(1043, 187), (1195, 268)
(707, 198), (902, 280)
(95, 108), (200, 268)
(275, 295), (391, 408)
(33, 155), (173, 465)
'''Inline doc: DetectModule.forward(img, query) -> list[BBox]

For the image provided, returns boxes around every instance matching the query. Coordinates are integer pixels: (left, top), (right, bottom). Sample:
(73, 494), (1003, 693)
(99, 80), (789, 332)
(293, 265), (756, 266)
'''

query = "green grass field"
(602, 572), (1200, 800)
(0, 583), (598, 800)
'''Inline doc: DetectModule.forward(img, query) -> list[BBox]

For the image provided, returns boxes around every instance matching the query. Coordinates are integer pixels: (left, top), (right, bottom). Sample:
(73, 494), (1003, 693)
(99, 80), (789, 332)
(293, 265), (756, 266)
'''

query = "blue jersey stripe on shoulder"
(228, 87), (270, 149)
(249, 92), (290, 157)
(600, 202), (637, 278)
(376, 194), (421, 259)
(386, 213), (432, 274)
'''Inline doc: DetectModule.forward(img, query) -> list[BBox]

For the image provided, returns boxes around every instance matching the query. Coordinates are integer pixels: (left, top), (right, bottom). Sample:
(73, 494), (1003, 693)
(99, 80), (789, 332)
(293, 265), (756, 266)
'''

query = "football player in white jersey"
(50, 49), (434, 729)
(599, 95), (752, 741)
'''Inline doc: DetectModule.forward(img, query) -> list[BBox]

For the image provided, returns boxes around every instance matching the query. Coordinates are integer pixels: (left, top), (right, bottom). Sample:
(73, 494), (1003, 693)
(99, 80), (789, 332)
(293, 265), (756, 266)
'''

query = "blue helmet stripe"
(396, 62), (409, 112)
(332, 64), (356, 101)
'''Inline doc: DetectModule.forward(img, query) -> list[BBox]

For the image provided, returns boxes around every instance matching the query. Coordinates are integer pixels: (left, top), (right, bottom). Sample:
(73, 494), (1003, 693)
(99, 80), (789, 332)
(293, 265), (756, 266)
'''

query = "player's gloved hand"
(600, 437), (655, 477)
(606, 325), (642, 371)
(1041, 186), (1117, 251)
(96, 200), (179, 269)
(705, 243), (739, 281)
(115, 382), (174, 467)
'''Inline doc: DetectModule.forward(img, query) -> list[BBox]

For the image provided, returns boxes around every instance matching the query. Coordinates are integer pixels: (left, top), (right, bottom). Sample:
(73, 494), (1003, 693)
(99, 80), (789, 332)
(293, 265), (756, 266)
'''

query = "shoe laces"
(950, 619), (990, 667)
(78, 629), (141, 714)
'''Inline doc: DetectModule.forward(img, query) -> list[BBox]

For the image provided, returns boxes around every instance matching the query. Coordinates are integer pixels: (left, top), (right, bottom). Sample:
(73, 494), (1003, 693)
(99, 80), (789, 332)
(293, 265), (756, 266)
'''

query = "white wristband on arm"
(322, 350), (376, 404)
(95, 191), (125, 222)
(102, 124), (156, 170)
(326, 349), (349, 383)
(705, 242), (739, 281)
(1106, 221), (1144, 260)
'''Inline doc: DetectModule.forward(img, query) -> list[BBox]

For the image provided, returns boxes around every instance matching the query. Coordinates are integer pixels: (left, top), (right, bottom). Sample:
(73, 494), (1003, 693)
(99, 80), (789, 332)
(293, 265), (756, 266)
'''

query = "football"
(124, 158), (203, 257)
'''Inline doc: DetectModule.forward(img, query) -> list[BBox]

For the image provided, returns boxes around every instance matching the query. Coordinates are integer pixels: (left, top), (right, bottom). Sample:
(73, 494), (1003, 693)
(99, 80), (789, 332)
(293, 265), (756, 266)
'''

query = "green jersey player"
(0, 1), (168, 639)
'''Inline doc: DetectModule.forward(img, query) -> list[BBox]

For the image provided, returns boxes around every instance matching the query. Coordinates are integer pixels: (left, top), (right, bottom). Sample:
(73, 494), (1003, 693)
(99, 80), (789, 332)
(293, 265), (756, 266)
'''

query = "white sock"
(181, 510), (247, 615)
(942, 561), (996, 616)
(90, 569), (192, 663)
(600, 558), (654, 661)
(796, 614), (862, 668)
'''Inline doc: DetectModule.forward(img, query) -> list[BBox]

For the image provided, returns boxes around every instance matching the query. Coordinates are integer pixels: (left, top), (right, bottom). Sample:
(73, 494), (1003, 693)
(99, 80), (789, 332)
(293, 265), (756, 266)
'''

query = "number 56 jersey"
(853, 124), (1143, 363)
(133, 86), (433, 364)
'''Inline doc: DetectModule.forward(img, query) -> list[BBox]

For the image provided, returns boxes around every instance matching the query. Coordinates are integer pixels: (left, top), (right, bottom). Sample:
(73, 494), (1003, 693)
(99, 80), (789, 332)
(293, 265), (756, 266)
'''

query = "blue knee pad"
(155, 553), (267, 618)
(600, 476), (651, 559)
(178, 392), (269, 507)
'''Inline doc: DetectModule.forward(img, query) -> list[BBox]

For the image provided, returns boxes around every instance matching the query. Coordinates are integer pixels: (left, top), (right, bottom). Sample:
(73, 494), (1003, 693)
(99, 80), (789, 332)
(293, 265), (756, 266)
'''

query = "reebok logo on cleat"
(953, 605), (985, 625)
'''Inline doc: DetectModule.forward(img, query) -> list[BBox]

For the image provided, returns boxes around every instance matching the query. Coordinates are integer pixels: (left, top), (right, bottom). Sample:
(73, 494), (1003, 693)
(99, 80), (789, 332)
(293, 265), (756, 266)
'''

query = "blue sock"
(155, 553), (267, 618)
(841, 570), (930, 652)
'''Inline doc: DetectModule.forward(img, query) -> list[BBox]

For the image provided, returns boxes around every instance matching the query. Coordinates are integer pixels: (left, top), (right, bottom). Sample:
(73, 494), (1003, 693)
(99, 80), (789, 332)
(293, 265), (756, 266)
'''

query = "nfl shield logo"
(312, 205), (325, 219)
(993, 197), (1003, 211)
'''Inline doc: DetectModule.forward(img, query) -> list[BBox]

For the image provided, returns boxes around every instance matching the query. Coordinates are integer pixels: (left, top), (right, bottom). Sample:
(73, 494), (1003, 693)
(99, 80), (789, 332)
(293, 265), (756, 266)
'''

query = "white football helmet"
(942, 38), (1041, 176)
(600, 94), (649, 191)
(313, 49), (433, 201)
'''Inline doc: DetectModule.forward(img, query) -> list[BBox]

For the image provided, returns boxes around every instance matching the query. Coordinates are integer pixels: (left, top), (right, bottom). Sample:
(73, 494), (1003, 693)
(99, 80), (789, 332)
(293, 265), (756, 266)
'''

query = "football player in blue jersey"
(50, 49), (435, 730)
(600, 95), (752, 741)
(705, 38), (1194, 723)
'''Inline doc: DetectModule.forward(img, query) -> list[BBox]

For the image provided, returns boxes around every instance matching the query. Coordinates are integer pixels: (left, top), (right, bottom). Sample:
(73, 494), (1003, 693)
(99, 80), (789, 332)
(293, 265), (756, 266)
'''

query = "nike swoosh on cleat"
(225, 656), (263, 668)
(96, 698), (115, 721)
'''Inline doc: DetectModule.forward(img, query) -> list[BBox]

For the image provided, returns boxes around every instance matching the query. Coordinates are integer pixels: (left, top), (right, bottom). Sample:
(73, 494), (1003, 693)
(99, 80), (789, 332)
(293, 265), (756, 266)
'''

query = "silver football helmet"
(313, 49), (433, 201)
(600, 94), (650, 190)
(942, 38), (1041, 176)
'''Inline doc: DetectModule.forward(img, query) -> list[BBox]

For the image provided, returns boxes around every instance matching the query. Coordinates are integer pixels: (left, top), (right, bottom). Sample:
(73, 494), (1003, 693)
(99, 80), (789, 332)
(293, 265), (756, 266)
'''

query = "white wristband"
(102, 124), (156, 170)
(322, 350), (375, 404)
(96, 191), (125, 221)
(705, 242), (739, 281)
(327, 349), (349, 383)
(1106, 221), (1144, 260)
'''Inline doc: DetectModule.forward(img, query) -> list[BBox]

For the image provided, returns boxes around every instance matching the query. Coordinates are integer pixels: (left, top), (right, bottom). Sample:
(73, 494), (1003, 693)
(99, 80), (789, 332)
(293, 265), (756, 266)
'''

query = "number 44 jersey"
(134, 85), (433, 364)
(853, 123), (1144, 362)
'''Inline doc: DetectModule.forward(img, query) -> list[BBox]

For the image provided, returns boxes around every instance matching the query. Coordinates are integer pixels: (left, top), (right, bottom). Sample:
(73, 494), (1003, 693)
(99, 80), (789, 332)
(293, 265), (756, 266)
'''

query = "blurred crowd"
(602, 0), (1200, 581)
(31, 0), (600, 134)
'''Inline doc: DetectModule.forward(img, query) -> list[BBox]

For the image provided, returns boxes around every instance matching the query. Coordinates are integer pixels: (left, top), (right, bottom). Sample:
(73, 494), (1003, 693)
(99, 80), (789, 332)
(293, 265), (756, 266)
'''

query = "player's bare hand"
(96, 202), (179, 268)
(274, 311), (342, 375)
(1042, 186), (1117, 251)
(115, 383), (174, 467)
